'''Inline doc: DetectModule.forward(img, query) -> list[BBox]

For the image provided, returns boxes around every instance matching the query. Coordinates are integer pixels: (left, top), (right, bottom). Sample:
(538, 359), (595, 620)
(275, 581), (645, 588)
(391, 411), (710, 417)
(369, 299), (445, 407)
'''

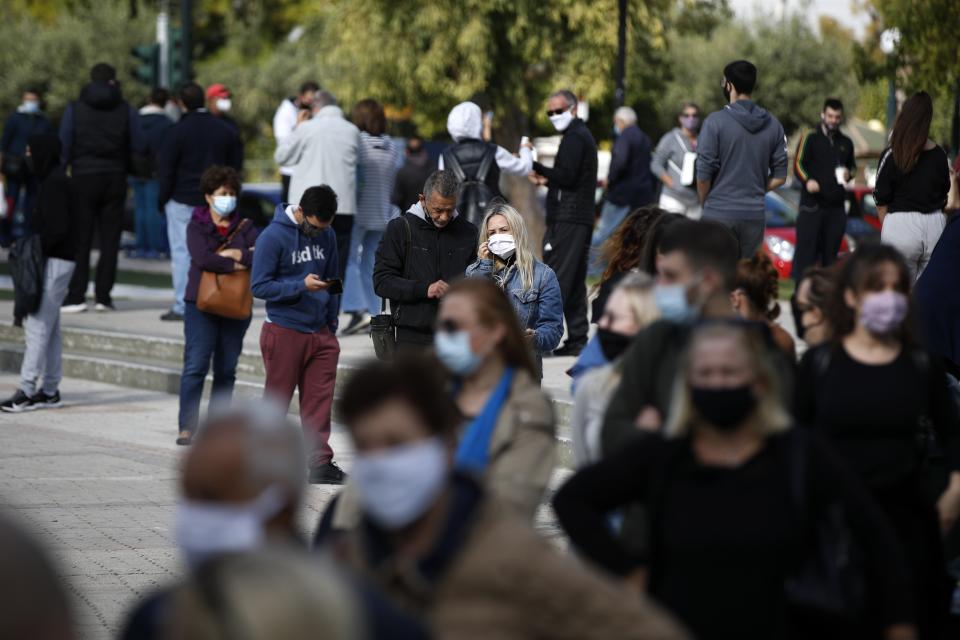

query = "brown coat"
(332, 368), (556, 530)
(341, 496), (690, 640)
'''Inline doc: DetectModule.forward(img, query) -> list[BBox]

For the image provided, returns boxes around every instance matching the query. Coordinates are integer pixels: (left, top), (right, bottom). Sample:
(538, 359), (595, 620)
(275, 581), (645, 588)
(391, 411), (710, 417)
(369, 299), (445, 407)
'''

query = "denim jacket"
(465, 257), (563, 354)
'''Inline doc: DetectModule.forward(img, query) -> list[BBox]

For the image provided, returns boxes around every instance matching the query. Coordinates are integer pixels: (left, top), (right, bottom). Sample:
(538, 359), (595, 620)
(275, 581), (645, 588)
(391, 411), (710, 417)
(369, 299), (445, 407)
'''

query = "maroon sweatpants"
(260, 322), (340, 467)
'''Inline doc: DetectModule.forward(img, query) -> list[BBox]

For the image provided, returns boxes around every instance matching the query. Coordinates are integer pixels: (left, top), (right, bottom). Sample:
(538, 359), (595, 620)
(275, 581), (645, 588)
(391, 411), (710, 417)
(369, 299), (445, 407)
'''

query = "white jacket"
(274, 105), (360, 213)
(272, 98), (298, 177)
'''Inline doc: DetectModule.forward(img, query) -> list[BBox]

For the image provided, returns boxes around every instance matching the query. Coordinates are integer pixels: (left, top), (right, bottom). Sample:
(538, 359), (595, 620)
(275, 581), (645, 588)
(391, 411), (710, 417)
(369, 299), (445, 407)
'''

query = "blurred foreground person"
(0, 513), (75, 640)
(795, 244), (960, 638)
(466, 203), (563, 373)
(571, 273), (659, 466)
(732, 252), (796, 361)
(916, 214), (960, 378)
(556, 322), (915, 640)
(318, 357), (690, 640)
(792, 265), (835, 347)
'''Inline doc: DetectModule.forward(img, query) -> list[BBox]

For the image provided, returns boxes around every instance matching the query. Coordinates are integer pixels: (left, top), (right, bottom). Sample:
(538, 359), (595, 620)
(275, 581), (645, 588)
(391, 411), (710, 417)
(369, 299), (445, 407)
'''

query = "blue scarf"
(454, 368), (514, 473)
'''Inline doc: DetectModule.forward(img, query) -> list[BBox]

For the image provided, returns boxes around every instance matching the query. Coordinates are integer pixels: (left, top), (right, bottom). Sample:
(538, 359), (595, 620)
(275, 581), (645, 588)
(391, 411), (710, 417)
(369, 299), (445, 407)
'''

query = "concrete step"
(0, 325), (575, 467)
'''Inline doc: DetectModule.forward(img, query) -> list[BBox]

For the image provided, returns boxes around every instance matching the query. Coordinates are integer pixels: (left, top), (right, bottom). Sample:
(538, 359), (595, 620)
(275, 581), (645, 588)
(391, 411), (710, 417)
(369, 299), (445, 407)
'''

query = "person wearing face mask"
(571, 273), (659, 466)
(157, 82), (243, 322)
(252, 185), (346, 485)
(530, 89), (598, 357)
(696, 60), (788, 259)
(466, 203), (563, 373)
(792, 98), (856, 282)
(373, 169), (478, 351)
(731, 252), (796, 362)
(0, 87), (53, 246)
(172, 166), (258, 445)
(795, 244), (960, 638)
(651, 102), (701, 219)
(556, 322), (915, 640)
(318, 356), (691, 640)
(206, 83), (240, 133)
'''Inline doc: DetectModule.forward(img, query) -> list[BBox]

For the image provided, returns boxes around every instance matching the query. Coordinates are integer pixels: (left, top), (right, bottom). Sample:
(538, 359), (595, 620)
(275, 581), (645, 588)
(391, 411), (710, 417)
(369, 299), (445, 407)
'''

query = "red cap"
(205, 83), (230, 100)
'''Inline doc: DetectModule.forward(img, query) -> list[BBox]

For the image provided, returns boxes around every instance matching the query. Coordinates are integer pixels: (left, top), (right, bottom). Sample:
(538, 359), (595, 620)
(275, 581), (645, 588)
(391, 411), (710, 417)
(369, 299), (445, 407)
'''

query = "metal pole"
(180, 0), (192, 82)
(157, 5), (169, 88)
(886, 72), (896, 132)
(615, 0), (627, 108)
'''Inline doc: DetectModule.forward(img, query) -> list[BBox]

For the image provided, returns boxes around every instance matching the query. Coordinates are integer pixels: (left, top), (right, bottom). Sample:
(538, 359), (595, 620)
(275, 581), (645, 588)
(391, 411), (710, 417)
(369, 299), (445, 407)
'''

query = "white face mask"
(487, 233), (516, 260)
(549, 108), (574, 132)
(353, 438), (448, 530)
(215, 98), (232, 113)
(174, 486), (286, 567)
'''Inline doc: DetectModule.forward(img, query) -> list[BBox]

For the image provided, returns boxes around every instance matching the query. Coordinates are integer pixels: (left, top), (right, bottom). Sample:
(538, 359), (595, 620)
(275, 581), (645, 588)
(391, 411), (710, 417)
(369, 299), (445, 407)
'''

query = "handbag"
(370, 215), (412, 360)
(196, 219), (253, 320)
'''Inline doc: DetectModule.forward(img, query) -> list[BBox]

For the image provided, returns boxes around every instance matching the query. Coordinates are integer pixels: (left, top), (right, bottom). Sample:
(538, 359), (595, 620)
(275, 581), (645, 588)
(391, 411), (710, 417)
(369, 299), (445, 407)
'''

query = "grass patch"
(778, 278), (795, 301)
(0, 262), (171, 288)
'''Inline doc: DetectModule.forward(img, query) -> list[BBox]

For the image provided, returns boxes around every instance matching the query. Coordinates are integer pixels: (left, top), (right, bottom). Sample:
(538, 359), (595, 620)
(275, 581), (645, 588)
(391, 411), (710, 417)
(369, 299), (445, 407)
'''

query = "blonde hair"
(663, 323), (791, 439)
(479, 203), (536, 292)
(611, 271), (659, 328)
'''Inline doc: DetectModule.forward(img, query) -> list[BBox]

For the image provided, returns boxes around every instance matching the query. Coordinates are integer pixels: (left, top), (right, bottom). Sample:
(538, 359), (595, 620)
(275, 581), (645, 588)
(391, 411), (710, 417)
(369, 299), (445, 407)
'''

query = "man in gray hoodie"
(696, 60), (788, 258)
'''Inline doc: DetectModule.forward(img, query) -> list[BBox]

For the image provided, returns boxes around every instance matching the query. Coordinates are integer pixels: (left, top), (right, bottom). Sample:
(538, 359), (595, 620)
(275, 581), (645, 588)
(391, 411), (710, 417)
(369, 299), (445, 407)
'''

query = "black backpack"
(442, 144), (498, 227)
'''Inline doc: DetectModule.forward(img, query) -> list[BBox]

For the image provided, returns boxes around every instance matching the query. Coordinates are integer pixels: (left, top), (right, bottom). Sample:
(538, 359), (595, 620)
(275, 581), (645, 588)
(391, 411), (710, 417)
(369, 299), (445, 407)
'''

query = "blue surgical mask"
(434, 330), (482, 376)
(212, 195), (237, 216)
(22, 101), (39, 114)
(654, 283), (693, 321)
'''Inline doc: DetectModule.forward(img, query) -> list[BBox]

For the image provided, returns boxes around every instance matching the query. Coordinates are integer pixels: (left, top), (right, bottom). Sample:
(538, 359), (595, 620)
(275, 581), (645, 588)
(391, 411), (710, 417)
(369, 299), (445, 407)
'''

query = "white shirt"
(437, 145), (533, 176)
(272, 98), (299, 176)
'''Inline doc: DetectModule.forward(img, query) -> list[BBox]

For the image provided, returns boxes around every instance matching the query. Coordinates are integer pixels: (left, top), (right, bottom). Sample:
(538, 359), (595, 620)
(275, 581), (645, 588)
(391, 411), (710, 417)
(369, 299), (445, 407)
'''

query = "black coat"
(533, 118), (598, 226)
(157, 111), (243, 206)
(606, 125), (655, 208)
(373, 209), (478, 342)
(28, 134), (75, 262)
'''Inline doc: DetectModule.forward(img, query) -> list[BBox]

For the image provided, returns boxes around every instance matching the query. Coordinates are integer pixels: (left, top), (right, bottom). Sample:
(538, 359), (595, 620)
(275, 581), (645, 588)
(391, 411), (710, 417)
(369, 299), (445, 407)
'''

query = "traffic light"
(131, 44), (159, 88)
(167, 27), (189, 90)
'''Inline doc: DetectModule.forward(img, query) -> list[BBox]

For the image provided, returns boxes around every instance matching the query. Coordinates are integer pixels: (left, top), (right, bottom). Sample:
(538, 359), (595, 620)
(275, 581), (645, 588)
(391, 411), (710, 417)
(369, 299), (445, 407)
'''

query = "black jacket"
(391, 153), (433, 211)
(533, 118), (598, 226)
(28, 134), (75, 261)
(373, 206), (478, 342)
(59, 82), (143, 176)
(157, 110), (243, 206)
(606, 125), (655, 207)
(794, 125), (856, 209)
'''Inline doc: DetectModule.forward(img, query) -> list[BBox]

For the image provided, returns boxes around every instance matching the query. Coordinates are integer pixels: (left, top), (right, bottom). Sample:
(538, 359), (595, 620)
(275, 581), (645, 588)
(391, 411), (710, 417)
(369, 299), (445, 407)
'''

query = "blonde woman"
(465, 203), (563, 365)
(555, 322), (914, 640)
(571, 272), (659, 466)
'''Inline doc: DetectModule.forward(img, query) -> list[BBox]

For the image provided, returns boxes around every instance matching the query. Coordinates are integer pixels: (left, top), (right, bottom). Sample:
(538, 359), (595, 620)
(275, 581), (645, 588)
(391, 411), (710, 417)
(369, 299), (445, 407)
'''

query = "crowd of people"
(2, 53), (960, 639)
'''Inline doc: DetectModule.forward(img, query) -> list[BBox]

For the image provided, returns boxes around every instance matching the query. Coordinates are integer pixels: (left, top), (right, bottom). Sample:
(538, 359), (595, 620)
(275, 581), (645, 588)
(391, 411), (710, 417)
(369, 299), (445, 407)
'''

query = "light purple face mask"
(859, 290), (908, 335)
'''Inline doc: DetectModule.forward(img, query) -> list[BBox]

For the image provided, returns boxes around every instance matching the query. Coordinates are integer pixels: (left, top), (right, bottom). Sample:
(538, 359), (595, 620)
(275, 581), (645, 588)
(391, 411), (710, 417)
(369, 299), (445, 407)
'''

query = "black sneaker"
(160, 310), (184, 322)
(1, 390), (35, 413)
(309, 461), (347, 485)
(551, 341), (587, 357)
(340, 312), (371, 336)
(29, 390), (62, 410)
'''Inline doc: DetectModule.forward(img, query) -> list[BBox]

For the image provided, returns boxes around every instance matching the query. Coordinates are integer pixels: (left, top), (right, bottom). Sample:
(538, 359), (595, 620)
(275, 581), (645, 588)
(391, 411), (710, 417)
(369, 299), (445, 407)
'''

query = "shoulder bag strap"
(475, 144), (497, 181)
(443, 148), (468, 183)
(216, 217), (251, 252)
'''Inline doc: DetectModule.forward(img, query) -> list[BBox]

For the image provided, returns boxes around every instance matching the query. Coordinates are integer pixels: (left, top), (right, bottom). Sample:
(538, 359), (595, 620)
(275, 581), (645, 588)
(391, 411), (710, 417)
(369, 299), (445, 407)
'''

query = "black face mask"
(596, 328), (633, 361)
(298, 219), (323, 238)
(690, 384), (757, 431)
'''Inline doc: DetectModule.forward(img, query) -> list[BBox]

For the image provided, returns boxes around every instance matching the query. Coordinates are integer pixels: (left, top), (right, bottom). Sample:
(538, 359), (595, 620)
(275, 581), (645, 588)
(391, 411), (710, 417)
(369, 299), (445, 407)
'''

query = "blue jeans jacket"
(465, 257), (563, 354)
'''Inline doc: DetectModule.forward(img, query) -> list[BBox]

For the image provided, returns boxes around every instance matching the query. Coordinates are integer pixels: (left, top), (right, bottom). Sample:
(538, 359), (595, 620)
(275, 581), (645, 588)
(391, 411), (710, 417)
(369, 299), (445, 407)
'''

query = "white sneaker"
(94, 303), (115, 312)
(61, 303), (87, 314)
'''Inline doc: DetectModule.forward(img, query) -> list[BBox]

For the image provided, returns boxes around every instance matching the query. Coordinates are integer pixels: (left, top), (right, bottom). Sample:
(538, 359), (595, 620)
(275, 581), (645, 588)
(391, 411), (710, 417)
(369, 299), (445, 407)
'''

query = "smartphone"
(324, 278), (343, 294)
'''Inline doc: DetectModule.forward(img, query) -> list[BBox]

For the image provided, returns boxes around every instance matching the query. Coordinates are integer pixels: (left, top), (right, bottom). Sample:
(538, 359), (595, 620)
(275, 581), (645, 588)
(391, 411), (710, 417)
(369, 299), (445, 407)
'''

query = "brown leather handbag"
(196, 219), (253, 320)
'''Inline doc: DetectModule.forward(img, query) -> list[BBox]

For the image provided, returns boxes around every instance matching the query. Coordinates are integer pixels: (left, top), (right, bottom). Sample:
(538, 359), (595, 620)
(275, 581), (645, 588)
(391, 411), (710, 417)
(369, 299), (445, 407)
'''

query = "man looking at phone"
(251, 185), (345, 485)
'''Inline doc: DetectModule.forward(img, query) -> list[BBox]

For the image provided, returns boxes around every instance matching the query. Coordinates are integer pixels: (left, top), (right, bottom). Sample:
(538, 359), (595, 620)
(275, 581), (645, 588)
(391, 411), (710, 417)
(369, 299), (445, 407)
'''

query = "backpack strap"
(442, 148), (468, 183)
(474, 144), (497, 182)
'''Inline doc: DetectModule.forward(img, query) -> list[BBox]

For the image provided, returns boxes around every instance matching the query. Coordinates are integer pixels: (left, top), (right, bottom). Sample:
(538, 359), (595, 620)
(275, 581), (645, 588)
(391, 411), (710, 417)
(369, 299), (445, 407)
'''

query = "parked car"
(238, 182), (282, 229)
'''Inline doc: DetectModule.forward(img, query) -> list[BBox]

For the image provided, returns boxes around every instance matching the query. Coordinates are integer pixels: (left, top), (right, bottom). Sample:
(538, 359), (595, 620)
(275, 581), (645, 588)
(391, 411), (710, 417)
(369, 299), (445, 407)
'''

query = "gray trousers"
(21, 257), (75, 395)
(704, 215), (765, 259)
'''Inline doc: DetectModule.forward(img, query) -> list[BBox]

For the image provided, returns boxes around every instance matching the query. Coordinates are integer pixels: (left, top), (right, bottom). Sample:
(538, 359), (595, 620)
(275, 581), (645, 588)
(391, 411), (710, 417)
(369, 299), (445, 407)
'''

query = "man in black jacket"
(391, 136), (433, 212)
(59, 63), (144, 313)
(531, 89), (598, 356)
(1, 134), (77, 412)
(792, 98), (856, 281)
(374, 170), (478, 350)
(157, 82), (243, 322)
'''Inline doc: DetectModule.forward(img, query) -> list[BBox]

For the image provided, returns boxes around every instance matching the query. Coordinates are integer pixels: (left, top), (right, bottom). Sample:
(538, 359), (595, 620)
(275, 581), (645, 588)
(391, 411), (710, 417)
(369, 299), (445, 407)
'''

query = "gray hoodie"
(695, 100), (788, 221)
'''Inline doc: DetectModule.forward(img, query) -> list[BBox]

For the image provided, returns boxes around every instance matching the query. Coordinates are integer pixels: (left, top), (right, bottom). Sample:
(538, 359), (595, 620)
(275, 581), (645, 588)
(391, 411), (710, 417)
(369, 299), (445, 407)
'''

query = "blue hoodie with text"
(252, 204), (340, 333)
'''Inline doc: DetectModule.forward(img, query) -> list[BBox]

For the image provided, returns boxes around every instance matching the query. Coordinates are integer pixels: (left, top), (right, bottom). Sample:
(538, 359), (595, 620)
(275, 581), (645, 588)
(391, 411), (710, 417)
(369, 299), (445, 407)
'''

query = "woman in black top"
(555, 321), (913, 640)
(876, 91), (951, 280)
(795, 244), (960, 639)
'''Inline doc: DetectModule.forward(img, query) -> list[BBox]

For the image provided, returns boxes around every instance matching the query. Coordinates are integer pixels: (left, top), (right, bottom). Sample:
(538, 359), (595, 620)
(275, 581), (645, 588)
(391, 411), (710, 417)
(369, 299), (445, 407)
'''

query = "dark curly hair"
(638, 212), (687, 276)
(340, 356), (458, 439)
(597, 206), (667, 283)
(826, 244), (916, 346)
(199, 165), (241, 196)
(735, 253), (781, 321)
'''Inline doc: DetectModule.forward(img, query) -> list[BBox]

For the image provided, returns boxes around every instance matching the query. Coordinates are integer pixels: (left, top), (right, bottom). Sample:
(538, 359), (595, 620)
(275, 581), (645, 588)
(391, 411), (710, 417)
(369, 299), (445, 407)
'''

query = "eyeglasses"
(546, 108), (569, 117)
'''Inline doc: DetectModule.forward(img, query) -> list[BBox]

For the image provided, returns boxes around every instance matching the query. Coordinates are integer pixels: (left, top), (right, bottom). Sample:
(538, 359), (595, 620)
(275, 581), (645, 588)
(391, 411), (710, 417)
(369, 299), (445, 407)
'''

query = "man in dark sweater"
(792, 98), (856, 281)
(391, 136), (433, 211)
(532, 89), (598, 356)
(374, 169), (478, 350)
(157, 82), (243, 321)
(59, 63), (145, 313)
(1, 134), (77, 412)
